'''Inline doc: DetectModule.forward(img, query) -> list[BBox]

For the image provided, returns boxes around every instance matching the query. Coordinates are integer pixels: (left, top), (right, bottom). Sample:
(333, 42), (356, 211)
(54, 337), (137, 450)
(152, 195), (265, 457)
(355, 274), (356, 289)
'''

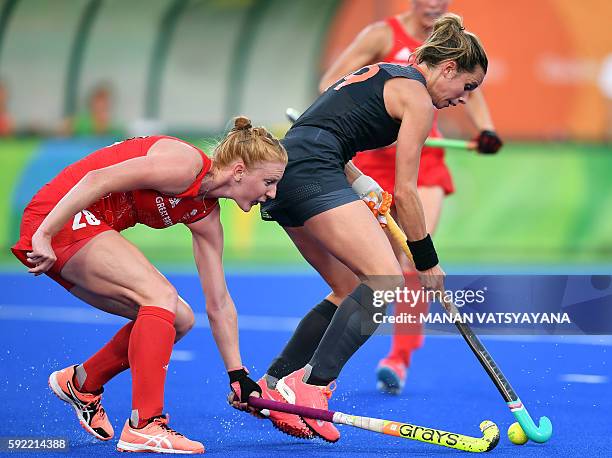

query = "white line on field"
(170, 350), (194, 362)
(559, 374), (609, 384)
(459, 334), (612, 346)
(0, 304), (300, 331)
(1, 304), (611, 347)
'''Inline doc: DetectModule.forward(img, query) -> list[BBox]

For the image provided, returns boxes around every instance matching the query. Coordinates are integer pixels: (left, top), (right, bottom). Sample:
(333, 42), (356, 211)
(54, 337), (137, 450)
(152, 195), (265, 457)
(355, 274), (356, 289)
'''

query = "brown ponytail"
(413, 13), (488, 73)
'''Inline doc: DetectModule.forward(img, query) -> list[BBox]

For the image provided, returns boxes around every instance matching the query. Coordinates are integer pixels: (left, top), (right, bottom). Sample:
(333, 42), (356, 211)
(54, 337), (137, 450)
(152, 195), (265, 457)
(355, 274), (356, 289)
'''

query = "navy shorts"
(261, 126), (359, 227)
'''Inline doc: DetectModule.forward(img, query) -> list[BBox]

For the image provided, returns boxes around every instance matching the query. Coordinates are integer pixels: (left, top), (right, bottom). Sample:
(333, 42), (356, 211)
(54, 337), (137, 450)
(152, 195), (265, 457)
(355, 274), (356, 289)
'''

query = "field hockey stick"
(249, 396), (499, 452)
(423, 137), (477, 150)
(285, 107), (301, 123)
(383, 212), (553, 443)
(285, 108), (476, 150)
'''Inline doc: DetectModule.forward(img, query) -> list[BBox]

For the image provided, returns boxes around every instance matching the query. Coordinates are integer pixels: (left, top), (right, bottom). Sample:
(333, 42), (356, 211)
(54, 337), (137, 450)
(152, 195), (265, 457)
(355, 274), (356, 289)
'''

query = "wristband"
(407, 234), (439, 271)
(228, 367), (249, 383)
(228, 366), (261, 403)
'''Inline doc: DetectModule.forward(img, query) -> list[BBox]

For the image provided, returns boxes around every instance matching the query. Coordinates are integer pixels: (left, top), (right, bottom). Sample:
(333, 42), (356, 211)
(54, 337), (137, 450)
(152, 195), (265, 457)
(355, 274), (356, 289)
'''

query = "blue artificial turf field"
(1, 271), (610, 457)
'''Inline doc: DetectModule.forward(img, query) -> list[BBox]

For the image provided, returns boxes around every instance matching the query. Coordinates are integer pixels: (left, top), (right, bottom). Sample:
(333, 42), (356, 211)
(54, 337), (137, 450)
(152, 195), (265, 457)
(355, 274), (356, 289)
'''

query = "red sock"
(78, 321), (135, 393)
(387, 272), (428, 365)
(128, 306), (176, 428)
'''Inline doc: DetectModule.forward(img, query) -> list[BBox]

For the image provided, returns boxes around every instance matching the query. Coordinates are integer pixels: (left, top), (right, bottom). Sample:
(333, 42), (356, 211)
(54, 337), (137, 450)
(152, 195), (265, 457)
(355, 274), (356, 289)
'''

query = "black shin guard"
(305, 283), (383, 386)
(266, 299), (337, 381)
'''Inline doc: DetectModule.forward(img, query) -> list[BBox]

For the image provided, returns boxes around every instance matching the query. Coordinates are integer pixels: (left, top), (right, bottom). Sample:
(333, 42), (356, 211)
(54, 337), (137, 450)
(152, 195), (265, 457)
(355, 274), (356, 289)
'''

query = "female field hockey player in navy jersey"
(239, 14), (489, 442)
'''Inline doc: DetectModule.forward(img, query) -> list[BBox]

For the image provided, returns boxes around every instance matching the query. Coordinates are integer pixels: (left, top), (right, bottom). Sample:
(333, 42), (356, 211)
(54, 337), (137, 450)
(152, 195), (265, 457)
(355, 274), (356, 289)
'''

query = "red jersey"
(13, 135), (218, 251)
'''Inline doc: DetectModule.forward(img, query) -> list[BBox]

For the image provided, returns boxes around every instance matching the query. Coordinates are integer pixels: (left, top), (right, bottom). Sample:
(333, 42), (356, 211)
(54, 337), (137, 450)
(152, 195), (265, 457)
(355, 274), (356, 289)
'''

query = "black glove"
(228, 367), (262, 404)
(475, 130), (502, 154)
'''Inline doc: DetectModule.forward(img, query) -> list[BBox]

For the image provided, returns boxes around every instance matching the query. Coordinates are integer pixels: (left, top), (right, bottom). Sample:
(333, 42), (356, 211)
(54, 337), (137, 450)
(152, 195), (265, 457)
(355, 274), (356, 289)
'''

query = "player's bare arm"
(319, 22), (391, 92)
(465, 88), (503, 154)
(384, 77), (432, 242)
(27, 139), (203, 274)
(188, 205), (242, 370)
(189, 206), (261, 412)
(36, 139), (201, 239)
(386, 78), (445, 290)
(465, 87), (494, 131)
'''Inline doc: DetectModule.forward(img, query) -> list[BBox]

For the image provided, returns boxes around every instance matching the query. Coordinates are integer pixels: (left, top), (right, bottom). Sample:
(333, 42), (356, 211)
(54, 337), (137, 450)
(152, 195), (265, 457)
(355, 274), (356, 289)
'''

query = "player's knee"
(355, 254), (403, 288)
(138, 282), (179, 314)
(158, 284), (179, 313)
(328, 276), (360, 300)
(363, 261), (404, 294)
(377, 257), (403, 278)
(174, 309), (195, 342)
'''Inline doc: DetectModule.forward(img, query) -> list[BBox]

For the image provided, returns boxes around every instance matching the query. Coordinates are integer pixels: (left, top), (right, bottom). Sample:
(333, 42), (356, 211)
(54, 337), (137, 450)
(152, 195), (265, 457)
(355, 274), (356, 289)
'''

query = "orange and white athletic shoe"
(48, 365), (114, 440)
(116, 415), (204, 454)
(276, 368), (340, 443)
(256, 377), (313, 439)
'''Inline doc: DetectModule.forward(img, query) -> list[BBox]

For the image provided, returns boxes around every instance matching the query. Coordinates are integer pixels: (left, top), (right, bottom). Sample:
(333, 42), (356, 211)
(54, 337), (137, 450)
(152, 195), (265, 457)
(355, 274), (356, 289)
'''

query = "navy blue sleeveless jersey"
(292, 63), (427, 162)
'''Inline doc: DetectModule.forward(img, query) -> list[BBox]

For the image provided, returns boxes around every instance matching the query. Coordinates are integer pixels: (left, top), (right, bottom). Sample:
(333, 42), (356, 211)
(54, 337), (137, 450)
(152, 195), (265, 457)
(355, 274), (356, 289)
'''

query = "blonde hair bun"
(213, 116), (288, 170)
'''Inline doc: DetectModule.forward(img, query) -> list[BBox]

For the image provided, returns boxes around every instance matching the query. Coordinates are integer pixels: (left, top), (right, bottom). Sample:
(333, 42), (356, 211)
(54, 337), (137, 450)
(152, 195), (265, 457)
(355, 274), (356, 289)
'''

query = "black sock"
(305, 284), (384, 385)
(266, 299), (337, 382)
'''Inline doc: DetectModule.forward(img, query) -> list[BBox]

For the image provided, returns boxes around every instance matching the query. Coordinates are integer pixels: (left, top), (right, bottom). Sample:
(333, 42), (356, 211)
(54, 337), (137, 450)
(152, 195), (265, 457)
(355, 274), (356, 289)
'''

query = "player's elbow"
(393, 183), (418, 206)
(205, 293), (231, 316)
(81, 169), (103, 189)
(205, 299), (224, 316)
(81, 169), (111, 196)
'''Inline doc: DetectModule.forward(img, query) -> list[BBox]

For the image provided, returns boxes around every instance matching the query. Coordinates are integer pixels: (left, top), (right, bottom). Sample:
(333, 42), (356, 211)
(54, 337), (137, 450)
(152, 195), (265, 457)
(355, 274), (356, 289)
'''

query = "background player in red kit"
(319, 0), (503, 395)
(11, 116), (287, 454)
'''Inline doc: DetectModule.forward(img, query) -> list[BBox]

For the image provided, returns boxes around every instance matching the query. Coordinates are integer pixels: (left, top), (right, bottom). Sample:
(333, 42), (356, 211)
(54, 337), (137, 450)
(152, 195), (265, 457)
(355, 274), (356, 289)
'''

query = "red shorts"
(12, 207), (114, 290)
(352, 144), (455, 197)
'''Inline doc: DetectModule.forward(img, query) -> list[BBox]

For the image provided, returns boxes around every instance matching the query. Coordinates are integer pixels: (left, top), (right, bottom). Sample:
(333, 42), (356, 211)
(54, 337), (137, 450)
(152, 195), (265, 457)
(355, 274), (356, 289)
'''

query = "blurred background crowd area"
(0, 0), (610, 269)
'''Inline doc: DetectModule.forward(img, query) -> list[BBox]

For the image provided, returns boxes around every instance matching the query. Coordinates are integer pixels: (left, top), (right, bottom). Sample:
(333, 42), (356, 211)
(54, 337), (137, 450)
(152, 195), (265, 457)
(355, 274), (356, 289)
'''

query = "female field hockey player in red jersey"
(250, 14), (488, 442)
(11, 117), (286, 454)
(319, 0), (502, 395)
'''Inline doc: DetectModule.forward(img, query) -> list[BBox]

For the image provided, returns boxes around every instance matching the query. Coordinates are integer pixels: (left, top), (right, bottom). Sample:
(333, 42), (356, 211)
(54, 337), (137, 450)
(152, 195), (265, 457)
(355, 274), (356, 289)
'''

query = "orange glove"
(363, 191), (393, 228)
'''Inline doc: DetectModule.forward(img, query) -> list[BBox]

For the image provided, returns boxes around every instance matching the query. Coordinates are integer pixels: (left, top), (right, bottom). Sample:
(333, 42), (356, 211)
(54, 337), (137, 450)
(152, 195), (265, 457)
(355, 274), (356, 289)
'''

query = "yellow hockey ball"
(507, 422), (528, 445)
